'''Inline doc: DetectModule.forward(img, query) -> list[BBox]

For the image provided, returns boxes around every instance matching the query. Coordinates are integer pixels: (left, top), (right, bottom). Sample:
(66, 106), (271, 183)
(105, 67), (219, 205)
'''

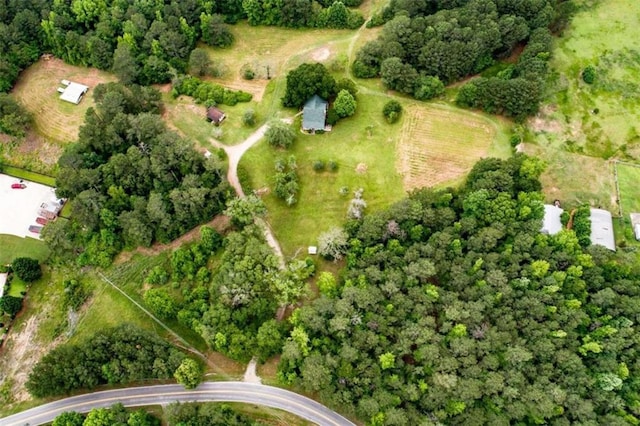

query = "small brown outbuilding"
(206, 106), (226, 125)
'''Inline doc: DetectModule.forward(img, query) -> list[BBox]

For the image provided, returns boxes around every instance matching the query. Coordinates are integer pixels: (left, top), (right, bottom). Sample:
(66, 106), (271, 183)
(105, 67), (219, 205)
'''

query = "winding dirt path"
(211, 120), (292, 267)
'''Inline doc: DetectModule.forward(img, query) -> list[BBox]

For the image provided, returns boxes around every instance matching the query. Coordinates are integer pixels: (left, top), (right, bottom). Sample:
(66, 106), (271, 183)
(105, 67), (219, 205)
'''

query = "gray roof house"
(590, 208), (615, 251)
(302, 95), (328, 132)
(541, 204), (564, 235)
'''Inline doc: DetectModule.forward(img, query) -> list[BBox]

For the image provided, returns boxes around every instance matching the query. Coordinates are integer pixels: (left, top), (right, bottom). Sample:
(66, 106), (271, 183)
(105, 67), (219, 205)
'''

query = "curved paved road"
(0, 382), (355, 426)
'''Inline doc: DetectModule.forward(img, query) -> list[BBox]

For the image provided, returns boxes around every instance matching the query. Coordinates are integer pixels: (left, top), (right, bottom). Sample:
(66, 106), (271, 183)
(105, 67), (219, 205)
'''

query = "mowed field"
(11, 58), (116, 143)
(398, 104), (508, 190)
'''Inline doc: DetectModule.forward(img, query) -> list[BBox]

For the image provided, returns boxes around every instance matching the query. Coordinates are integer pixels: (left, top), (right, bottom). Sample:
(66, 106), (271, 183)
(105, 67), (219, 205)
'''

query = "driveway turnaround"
(0, 382), (356, 426)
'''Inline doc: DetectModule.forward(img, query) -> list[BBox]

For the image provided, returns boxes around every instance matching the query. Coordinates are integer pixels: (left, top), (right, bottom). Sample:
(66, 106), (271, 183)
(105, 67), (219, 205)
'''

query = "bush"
(328, 160), (339, 172)
(243, 68), (255, 80)
(383, 100), (402, 123)
(582, 65), (596, 84)
(0, 295), (23, 316)
(11, 257), (41, 282)
(266, 121), (296, 149)
(313, 160), (325, 172)
(326, 107), (339, 126)
(242, 109), (256, 127)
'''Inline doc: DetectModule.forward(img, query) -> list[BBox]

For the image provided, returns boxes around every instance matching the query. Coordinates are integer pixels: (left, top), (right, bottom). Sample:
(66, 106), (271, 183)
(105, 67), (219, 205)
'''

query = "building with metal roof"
(302, 95), (327, 132)
(590, 208), (616, 251)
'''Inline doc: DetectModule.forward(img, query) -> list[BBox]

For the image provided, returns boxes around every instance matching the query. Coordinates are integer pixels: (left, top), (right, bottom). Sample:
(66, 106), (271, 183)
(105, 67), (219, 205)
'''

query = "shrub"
(582, 65), (596, 84)
(313, 160), (325, 172)
(266, 121), (296, 149)
(383, 100), (402, 123)
(242, 109), (256, 127)
(326, 107), (339, 126)
(243, 68), (255, 80)
(11, 257), (41, 282)
(328, 160), (339, 172)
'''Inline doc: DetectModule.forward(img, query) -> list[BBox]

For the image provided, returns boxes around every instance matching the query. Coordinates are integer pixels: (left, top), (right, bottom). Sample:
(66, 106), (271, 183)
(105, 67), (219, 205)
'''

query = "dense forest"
(278, 156), (640, 424)
(26, 324), (187, 398)
(353, 0), (573, 116)
(41, 82), (230, 267)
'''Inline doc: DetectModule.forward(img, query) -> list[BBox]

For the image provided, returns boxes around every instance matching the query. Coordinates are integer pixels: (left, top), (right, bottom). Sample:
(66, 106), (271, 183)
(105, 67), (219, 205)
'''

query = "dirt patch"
(114, 215), (232, 264)
(0, 310), (63, 404)
(310, 46), (331, 62)
(397, 106), (495, 190)
(355, 163), (368, 174)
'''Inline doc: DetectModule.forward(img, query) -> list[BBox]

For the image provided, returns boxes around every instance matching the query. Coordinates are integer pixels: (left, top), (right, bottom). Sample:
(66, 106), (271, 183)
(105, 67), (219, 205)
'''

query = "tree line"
(41, 82), (230, 267)
(27, 324), (188, 398)
(277, 155), (640, 424)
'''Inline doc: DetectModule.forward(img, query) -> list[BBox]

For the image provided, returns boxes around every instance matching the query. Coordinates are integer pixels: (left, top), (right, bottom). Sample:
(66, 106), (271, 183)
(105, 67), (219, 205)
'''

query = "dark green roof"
(302, 95), (327, 131)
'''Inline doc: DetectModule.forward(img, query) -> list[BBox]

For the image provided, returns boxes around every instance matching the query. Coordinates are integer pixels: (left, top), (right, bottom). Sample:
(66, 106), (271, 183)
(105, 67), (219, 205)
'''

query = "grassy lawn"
(11, 58), (116, 144)
(2, 165), (56, 187)
(241, 91), (405, 257)
(522, 143), (616, 210)
(616, 162), (640, 215)
(532, 0), (640, 159)
(8, 277), (26, 297)
(0, 234), (50, 264)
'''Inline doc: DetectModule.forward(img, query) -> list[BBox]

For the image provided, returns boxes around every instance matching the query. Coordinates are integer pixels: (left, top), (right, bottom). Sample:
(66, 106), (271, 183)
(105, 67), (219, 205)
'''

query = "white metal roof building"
(541, 204), (564, 235)
(590, 208), (616, 251)
(59, 82), (89, 104)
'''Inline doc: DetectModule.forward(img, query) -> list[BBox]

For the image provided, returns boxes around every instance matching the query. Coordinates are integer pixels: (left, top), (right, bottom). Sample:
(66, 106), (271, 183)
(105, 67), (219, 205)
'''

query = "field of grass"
(11, 58), (116, 144)
(0, 235), (49, 264)
(522, 143), (616, 210)
(616, 162), (640, 215)
(241, 91), (405, 257)
(532, 0), (640, 159)
(398, 102), (510, 190)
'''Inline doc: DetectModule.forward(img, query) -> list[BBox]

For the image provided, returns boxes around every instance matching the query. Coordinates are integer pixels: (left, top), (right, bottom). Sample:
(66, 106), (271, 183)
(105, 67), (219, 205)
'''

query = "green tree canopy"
(282, 63), (337, 108)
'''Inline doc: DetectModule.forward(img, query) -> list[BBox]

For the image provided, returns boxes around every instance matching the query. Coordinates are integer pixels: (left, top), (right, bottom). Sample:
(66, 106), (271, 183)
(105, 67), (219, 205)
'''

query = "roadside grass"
(615, 163), (640, 215)
(241, 91), (405, 257)
(11, 58), (116, 144)
(522, 143), (616, 210)
(1, 165), (56, 186)
(0, 235), (50, 264)
(533, 0), (640, 159)
(227, 402), (314, 426)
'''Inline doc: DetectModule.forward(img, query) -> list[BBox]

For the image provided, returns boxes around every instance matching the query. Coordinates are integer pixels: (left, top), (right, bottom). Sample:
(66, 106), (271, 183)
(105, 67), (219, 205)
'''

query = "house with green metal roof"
(302, 95), (328, 133)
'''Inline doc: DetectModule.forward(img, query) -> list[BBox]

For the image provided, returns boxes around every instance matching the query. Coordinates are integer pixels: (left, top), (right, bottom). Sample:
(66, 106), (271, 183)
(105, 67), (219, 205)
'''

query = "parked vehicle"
(35, 217), (48, 225)
(11, 183), (26, 189)
(28, 225), (43, 234)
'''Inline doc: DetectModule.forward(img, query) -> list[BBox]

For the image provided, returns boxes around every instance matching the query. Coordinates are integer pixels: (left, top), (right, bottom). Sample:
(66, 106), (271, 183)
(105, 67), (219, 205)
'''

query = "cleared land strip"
(0, 382), (356, 426)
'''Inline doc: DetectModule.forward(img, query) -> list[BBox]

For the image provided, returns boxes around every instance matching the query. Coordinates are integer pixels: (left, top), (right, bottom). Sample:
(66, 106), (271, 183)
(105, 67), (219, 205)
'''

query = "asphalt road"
(0, 382), (356, 426)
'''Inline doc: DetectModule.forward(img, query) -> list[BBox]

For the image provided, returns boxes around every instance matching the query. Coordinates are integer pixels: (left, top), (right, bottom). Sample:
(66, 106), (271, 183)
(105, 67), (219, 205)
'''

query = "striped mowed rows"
(398, 105), (496, 190)
(11, 58), (116, 143)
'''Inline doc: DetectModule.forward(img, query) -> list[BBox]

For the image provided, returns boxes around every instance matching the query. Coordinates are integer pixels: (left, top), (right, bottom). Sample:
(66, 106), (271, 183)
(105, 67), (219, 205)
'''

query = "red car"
(36, 217), (48, 225)
(11, 183), (26, 189)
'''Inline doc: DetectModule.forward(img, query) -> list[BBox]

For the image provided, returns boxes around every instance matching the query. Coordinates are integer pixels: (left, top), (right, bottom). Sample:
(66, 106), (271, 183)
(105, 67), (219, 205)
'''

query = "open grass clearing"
(532, 0), (640, 159)
(522, 143), (616, 211)
(227, 402), (314, 426)
(0, 234), (49, 264)
(615, 162), (640, 215)
(202, 24), (353, 101)
(398, 102), (509, 190)
(11, 58), (116, 144)
(163, 92), (271, 147)
(241, 91), (405, 257)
